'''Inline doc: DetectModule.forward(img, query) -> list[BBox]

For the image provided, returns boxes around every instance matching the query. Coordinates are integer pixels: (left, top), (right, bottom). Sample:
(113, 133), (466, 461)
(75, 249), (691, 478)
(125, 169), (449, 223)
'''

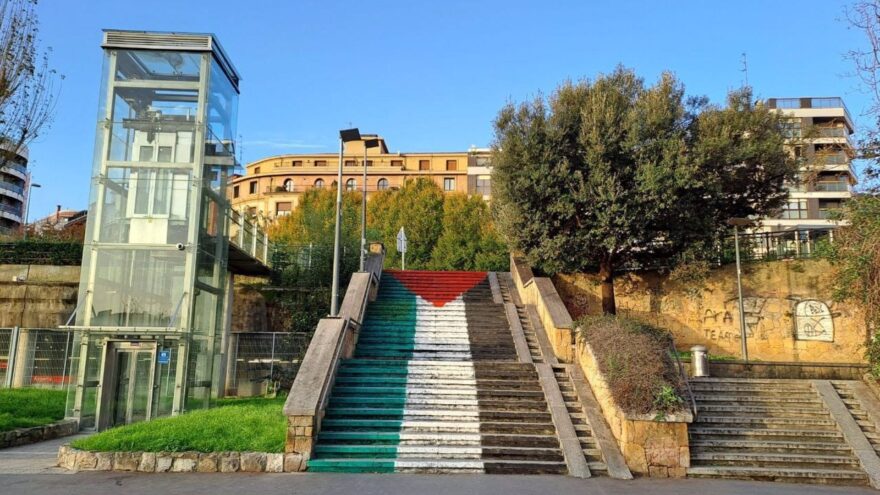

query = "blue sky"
(28, 0), (868, 216)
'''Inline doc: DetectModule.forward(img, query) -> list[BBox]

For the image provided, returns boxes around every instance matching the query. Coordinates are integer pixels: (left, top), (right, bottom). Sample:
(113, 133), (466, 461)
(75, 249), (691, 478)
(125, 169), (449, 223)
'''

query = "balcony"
(814, 181), (850, 193)
(772, 97), (854, 129)
(0, 179), (24, 197)
(814, 152), (849, 166)
(1, 162), (28, 180)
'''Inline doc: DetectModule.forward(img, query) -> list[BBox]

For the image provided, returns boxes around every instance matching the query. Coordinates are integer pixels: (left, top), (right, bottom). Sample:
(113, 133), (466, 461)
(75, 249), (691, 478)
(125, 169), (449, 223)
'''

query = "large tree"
(429, 193), (508, 271)
(491, 67), (795, 314)
(368, 177), (445, 270)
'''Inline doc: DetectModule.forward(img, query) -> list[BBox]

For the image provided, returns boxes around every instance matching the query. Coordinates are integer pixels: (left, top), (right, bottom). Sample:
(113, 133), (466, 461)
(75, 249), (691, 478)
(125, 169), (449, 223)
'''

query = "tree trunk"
(598, 258), (616, 315)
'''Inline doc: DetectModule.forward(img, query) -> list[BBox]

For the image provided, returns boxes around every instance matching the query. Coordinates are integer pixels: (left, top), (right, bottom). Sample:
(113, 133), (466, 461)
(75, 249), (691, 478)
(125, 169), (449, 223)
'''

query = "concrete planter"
(57, 445), (304, 473)
(1, 419), (79, 449)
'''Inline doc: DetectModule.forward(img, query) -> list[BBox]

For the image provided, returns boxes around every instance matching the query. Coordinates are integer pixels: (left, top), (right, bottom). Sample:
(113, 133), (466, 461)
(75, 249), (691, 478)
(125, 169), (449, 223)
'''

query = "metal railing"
(227, 331), (311, 396)
(1, 328), (76, 389)
(718, 228), (834, 264)
(227, 208), (272, 267)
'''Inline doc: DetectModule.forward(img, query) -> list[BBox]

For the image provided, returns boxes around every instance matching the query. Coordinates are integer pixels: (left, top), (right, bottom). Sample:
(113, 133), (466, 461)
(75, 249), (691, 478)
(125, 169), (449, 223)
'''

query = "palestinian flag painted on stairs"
(308, 270), (563, 474)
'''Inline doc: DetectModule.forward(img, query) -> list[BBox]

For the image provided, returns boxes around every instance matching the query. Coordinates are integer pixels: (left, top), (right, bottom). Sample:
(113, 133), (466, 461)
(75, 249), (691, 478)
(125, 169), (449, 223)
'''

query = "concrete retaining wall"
(1, 419), (78, 449)
(554, 259), (867, 364)
(57, 445), (303, 473)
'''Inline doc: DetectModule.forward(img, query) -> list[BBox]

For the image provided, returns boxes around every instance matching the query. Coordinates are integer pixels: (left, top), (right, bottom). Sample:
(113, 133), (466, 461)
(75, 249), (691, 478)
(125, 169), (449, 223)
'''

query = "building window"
(346, 178), (356, 191)
(315, 160), (327, 167)
(391, 159), (403, 167)
(139, 145), (154, 162)
(158, 146), (173, 162)
(818, 199), (844, 219)
(276, 202), (292, 217)
(444, 177), (455, 192)
(476, 175), (491, 196)
(233, 185), (240, 198)
(292, 160), (303, 167)
(377, 178), (389, 191)
(314, 178), (325, 189)
(419, 159), (430, 171)
(249, 181), (258, 195)
(780, 199), (808, 219)
(345, 160), (356, 167)
(254, 166), (261, 174)
(446, 159), (458, 171)
(283, 179), (294, 192)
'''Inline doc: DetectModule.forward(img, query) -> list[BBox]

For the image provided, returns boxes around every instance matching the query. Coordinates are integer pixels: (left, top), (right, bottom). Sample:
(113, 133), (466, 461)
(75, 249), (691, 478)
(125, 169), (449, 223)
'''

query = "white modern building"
(764, 97), (857, 231)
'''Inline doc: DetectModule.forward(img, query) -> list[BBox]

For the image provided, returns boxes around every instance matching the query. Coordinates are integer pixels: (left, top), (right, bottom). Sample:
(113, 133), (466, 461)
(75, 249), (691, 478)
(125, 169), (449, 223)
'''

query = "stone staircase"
(553, 365), (607, 475)
(687, 378), (869, 486)
(307, 270), (567, 474)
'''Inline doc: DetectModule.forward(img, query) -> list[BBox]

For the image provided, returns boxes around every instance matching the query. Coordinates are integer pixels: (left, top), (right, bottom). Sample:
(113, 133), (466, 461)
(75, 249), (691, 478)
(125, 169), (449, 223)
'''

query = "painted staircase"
(307, 270), (567, 473)
(687, 378), (869, 485)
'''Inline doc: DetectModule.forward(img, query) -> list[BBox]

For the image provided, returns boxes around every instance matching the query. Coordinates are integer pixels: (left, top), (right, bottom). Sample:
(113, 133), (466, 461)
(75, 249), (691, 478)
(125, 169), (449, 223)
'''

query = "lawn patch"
(71, 396), (286, 453)
(0, 388), (67, 432)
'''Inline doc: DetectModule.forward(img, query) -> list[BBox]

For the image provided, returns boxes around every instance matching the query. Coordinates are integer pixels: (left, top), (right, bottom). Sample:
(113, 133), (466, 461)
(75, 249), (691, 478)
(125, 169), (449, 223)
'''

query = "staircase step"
(687, 466), (868, 485)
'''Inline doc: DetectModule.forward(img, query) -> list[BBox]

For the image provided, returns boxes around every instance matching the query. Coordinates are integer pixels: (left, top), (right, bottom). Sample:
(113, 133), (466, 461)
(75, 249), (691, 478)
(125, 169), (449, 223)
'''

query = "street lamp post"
(360, 138), (380, 272)
(727, 217), (751, 362)
(331, 128), (361, 317)
(22, 182), (41, 240)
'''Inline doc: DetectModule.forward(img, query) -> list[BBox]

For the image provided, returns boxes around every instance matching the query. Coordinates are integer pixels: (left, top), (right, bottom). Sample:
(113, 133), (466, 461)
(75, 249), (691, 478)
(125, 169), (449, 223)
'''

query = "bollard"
(691, 345), (709, 378)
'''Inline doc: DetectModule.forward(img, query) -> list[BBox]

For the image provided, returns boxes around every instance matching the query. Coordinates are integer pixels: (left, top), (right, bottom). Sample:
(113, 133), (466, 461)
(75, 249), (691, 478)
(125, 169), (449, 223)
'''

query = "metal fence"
(719, 228), (833, 264)
(227, 332), (311, 397)
(1, 328), (75, 389)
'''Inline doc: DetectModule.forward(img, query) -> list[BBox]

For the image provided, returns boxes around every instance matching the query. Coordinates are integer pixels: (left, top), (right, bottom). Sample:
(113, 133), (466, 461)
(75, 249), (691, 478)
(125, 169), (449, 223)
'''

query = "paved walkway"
(1, 437), (875, 494)
(0, 434), (89, 475)
(0, 471), (876, 495)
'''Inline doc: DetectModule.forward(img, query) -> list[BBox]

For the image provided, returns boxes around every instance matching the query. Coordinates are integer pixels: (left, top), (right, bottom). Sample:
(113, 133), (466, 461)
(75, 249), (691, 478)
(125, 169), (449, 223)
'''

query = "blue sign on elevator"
(158, 350), (170, 365)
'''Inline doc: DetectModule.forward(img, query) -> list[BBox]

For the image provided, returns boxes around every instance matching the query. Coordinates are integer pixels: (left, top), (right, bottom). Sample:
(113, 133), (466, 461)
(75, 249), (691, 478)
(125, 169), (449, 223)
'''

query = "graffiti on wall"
(794, 300), (833, 342)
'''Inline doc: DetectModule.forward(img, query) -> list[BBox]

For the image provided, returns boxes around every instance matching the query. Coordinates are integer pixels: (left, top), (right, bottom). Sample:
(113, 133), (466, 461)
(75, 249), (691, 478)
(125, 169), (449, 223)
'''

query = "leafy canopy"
(491, 66), (795, 312)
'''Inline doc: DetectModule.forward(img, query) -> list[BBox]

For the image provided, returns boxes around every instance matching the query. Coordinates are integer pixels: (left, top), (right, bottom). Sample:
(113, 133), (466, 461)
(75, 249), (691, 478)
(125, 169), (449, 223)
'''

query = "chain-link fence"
(227, 332), (311, 397)
(0, 328), (75, 389)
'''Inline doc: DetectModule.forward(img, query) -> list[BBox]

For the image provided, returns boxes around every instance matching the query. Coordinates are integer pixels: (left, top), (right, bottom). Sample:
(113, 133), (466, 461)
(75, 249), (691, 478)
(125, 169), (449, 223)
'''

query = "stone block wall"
(555, 259), (867, 364)
(577, 341), (691, 477)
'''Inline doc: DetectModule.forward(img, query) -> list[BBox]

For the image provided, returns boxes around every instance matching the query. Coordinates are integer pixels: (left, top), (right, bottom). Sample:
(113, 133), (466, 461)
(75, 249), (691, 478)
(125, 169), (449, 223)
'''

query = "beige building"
(764, 97), (857, 231)
(228, 135), (492, 220)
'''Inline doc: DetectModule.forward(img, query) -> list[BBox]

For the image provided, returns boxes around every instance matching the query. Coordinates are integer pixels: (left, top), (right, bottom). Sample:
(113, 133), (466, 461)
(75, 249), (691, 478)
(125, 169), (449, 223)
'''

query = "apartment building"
(228, 135), (492, 220)
(764, 97), (857, 231)
(0, 143), (29, 233)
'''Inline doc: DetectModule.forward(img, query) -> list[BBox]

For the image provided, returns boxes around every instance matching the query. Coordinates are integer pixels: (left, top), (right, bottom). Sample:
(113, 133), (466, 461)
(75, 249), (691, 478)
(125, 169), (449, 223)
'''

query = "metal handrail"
(670, 343), (698, 418)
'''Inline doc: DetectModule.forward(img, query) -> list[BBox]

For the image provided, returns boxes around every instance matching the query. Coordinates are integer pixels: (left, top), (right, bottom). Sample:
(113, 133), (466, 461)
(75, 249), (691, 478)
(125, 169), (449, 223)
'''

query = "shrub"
(577, 315), (686, 415)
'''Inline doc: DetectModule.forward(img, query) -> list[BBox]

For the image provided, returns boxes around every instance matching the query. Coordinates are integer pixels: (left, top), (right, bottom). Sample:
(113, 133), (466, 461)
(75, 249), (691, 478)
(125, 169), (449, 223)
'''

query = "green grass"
(71, 395), (286, 453)
(0, 388), (67, 432)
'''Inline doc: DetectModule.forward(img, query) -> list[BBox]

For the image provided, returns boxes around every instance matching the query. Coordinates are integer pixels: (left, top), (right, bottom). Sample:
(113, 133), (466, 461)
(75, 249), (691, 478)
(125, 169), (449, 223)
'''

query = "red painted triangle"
(387, 270), (488, 307)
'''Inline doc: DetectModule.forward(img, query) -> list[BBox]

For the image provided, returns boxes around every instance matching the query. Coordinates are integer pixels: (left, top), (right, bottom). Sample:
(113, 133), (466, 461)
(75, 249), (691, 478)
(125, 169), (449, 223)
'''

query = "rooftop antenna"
(740, 52), (749, 88)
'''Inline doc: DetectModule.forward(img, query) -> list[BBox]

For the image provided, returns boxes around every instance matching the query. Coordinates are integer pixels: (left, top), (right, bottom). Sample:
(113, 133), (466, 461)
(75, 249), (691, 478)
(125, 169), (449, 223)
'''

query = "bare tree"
(0, 0), (60, 171)
(846, 1), (880, 188)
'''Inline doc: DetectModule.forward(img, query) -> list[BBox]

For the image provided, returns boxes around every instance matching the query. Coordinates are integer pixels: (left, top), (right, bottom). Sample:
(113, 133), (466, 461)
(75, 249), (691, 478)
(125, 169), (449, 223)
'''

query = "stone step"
(316, 431), (562, 449)
(333, 377), (542, 390)
(690, 427), (844, 440)
(307, 458), (568, 474)
(690, 439), (853, 454)
(686, 466), (868, 485)
(691, 451), (860, 467)
(695, 416), (836, 428)
(320, 419), (557, 435)
(696, 404), (827, 416)
(331, 386), (546, 398)
(328, 397), (550, 411)
(324, 408), (553, 423)
(694, 394), (822, 405)
(312, 445), (564, 462)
